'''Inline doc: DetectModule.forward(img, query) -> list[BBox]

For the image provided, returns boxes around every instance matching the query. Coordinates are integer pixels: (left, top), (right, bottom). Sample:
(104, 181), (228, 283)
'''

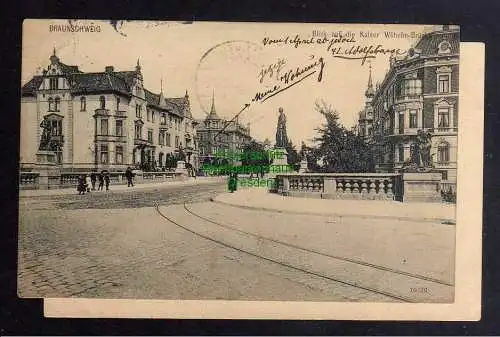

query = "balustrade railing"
(275, 173), (402, 201)
(19, 173), (39, 189)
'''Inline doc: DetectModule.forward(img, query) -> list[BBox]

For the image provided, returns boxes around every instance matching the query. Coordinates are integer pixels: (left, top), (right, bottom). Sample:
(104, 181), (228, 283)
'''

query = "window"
(100, 119), (108, 135)
(160, 113), (166, 125)
(53, 97), (60, 111)
(398, 144), (405, 162)
(398, 112), (404, 134)
(409, 109), (418, 128)
(99, 96), (106, 109)
(185, 122), (188, 132)
(79, 97), (86, 111)
(49, 77), (58, 90)
(147, 109), (151, 122)
(100, 144), (109, 164)
(116, 97), (120, 110)
(136, 105), (142, 118)
(135, 124), (142, 139)
(115, 146), (123, 164)
(438, 108), (450, 129)
(48, 97), (54, 111)
(438, 74), (450, 93)
(175, 135), (179, 147)
(147, 129), (153, 143)
(441, 171), (448, 181)
(402, 79), (422, 97)
(438, 142), (450, 163)
(115, 120), (123, 136)
(159, 131), (164, 145)
(165, 133), (171, 146)
(152, 111), (155, 123)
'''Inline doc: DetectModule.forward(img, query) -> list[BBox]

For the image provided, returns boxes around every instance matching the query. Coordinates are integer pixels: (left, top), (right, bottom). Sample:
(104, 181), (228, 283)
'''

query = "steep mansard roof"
(22, 61), (192, 118)
(413, 29), (460, 56)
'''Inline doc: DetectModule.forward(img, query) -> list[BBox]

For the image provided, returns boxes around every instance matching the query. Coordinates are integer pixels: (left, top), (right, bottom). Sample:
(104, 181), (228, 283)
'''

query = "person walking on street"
(97, 172), (104, 191)
(77, 175), (86, 195)
(125, 167), (134, 187)
(90, 172), (96, 190)
(85, 174), (92, 193)
(104, 171), (110, 191)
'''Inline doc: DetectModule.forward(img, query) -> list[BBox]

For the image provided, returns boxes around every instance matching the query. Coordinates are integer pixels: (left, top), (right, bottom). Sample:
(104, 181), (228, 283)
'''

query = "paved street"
(18, 181), (455, 302)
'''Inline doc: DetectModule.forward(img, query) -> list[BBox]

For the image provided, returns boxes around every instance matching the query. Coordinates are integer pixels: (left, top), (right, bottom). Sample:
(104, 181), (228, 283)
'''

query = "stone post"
(402, 172), (442, 202)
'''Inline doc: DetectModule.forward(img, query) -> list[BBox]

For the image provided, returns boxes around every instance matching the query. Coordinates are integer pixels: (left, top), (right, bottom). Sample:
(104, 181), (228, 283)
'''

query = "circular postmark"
(194, 40), (263, 118)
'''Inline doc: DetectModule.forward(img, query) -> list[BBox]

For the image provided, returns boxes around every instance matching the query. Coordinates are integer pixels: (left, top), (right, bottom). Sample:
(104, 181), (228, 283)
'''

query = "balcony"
(434, 127), (458, 134)
(114, 110), (128, 118)
(159, 122), (169, 130)
(134, 138), (153, 146)
(94, 109), (110, 117)
(96, 134), (126, 143)
(50, 135), (64, 143)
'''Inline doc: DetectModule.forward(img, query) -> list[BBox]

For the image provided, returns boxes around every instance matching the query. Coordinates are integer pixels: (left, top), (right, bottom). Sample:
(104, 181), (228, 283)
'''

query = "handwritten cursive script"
(258, 58), (287, 84)
(252, 55), (325, 103)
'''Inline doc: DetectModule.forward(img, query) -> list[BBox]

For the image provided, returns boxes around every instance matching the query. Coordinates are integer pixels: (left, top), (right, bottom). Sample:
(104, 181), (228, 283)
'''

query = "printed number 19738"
(410, 287), (429, 293)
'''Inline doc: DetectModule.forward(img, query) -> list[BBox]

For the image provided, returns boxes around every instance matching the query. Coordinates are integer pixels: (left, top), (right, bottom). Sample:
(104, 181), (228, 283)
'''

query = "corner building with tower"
(359, 25), (459, 190)
(20, 50), (199, 173)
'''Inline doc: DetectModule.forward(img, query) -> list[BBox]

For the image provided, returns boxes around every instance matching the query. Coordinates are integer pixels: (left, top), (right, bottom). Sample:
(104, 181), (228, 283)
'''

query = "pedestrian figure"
(77, 175), (86, 195)
(125, 166), (134, 187)
(228, 172), (238, 193)
(97, 172), (104, 191)
(90, 172), (96, 190)
(85, 174), (92, 193)
(102, 170), (110, 191)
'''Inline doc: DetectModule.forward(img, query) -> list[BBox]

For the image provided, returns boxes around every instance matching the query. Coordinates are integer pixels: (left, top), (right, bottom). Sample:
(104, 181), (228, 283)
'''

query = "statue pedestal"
(34, 150), (61, 189)
(271, 147), (288, 166)
(268, 147), (288, 182)
(402, 172), (442, 203)
(298, 159), (308, 173)
(175, 160), (189, 179)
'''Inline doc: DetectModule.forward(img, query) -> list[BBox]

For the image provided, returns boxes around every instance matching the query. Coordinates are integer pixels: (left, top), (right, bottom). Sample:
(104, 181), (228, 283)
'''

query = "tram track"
(154, 202), (455, 303)
(183, 203), (454, 287)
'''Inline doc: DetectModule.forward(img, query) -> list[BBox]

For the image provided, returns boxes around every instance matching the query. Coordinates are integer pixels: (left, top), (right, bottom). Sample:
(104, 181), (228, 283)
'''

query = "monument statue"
(177, 145), (186, 162)
(417, 129), (433, 168)
(275, 107), (288, 148)
(300, 141), (308, 160)
(39, 119), (52, 151)
(404, 129), (433, 172)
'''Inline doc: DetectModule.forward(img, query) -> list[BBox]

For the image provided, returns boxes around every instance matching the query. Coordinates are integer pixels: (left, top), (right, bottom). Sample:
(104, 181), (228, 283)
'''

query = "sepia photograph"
(17, 19), (482, 319)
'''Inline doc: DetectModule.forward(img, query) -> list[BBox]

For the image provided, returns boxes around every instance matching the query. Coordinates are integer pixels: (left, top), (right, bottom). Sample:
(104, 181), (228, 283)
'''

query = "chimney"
(443, 24), (450, 31)
(105, 66), (115, 73)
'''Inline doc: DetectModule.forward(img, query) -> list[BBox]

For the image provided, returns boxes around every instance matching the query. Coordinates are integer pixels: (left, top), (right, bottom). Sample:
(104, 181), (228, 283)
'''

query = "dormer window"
(49, 77), (58, 90)
(438, 40), (452, 55)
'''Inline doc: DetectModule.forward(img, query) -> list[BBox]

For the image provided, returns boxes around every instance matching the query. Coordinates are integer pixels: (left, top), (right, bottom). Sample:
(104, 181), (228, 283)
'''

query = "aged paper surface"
(18, 20), (482, 320)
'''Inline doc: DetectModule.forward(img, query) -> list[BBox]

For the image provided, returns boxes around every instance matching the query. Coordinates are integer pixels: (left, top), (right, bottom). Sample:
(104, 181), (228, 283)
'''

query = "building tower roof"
(365, 63), (375, 97)
(208, 90), (218, 119)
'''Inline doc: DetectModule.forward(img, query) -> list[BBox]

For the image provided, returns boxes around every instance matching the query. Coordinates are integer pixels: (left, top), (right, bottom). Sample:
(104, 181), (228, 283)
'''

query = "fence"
(273, 173), (403, 201)
(20, 170), (183, 190)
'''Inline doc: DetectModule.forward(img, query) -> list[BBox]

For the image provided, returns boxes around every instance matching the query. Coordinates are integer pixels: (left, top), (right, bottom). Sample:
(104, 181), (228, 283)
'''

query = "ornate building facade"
(196, 94), (252, 165)
(367, 25), (459, 186)
(21, 50), (198, 172)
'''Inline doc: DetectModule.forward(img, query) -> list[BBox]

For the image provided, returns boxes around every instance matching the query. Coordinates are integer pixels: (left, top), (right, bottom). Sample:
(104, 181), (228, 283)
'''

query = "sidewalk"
(213, 187), (456, 222)
(19, 176), (226, 197)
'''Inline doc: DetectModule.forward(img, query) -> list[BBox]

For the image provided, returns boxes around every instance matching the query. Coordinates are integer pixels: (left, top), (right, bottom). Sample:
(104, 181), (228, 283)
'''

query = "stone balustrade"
(274, 173), (403, 201)
(20, 170), (185, 190)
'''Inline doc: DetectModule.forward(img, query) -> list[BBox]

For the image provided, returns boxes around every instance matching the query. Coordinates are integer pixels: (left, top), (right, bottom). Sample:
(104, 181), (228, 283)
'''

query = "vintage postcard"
(18, 20), (482, 320)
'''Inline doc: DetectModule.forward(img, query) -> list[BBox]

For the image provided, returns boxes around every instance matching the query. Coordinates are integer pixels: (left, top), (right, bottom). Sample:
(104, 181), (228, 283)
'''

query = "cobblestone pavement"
(18, 182), (453, 302)
(19, 181), (398, 301)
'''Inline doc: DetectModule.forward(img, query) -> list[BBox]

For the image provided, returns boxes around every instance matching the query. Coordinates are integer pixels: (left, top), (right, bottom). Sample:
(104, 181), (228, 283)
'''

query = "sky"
(22, 20), (435, 146)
